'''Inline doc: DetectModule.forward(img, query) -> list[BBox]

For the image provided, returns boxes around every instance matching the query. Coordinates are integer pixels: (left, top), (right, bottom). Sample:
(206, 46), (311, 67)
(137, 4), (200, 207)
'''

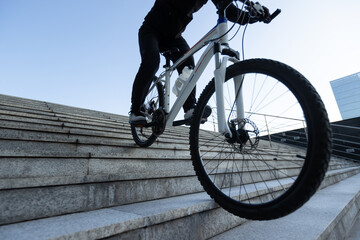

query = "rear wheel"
(131, 81), (164, 147)
(190, 59), (331, 220)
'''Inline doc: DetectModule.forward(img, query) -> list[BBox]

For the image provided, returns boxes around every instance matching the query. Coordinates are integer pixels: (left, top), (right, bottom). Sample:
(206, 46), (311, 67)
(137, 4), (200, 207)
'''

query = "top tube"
(169, 25), (218, 71)
(169, 15), (228, 72)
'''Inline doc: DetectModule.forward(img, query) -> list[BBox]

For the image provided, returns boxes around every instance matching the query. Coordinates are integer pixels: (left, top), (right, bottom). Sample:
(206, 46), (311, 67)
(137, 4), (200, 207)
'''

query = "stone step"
(210, 172), (360, 240)
(347, 215), (360, 239)
(1, 94), (359, 226)
(1, 154), (354, 190)
(0, 191), (242, 240)
(0, 124), (191, 149)
(0, 107), (188, 139)
(1, 94), (359, 238)
(0, 107), (190, 148)
(0, 113), (315, 161)
(1, 168), (359, 240)
(0, 94), (340, 157)
(0, 124), (350, 191)
(0, 95), (50, 111)
(0, 94), (121, 120)
(0, 109), (328, 159)
(1, 159), (359, 226)
(1, 156), (314, 188)
(0, 95), (338, 155)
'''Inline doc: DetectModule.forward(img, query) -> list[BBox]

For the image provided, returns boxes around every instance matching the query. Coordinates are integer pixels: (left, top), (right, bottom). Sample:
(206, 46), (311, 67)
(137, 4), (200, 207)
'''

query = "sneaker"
(184, 108), (195, 120)
(202, 105), (212, 120)
(184, 105), (212, 122)
(129, 112), (147, 125)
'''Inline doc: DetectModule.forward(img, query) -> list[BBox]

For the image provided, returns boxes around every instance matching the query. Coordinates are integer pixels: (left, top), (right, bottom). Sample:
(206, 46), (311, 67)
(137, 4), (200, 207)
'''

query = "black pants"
(131, 24), (196, 114)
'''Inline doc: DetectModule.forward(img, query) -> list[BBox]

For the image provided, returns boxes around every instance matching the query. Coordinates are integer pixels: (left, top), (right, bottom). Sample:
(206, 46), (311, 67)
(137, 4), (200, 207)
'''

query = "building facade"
(330, 72), (360, 120)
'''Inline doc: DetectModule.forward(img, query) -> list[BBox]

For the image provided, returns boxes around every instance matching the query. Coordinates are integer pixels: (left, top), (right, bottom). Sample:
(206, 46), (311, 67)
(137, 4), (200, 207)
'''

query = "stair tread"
(347, 214), (360, 240)
(211, 173), (360, 240)
(0, 191), (214, 240)
(1, 168), (359, 240)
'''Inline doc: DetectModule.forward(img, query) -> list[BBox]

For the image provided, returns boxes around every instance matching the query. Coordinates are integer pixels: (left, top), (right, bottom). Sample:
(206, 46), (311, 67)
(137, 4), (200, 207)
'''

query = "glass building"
(330, 72), (360, 120)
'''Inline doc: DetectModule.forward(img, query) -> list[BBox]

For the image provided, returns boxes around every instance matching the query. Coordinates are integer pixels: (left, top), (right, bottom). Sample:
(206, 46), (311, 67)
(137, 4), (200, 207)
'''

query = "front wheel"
(190, 59), (331, 220)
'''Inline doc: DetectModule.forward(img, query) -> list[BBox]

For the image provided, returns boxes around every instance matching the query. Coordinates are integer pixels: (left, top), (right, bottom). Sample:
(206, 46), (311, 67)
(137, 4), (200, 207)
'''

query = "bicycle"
(130, 0), (332, 220)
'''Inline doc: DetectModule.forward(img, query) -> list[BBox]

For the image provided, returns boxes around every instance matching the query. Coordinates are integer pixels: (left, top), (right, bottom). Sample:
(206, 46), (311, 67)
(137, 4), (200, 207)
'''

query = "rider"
(129, 0), (270, 124)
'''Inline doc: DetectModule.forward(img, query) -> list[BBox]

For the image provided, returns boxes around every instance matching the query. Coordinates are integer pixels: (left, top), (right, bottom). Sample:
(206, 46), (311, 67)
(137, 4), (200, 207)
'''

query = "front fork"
(164, 67), (171, 113)
(214, 55), (245, 138)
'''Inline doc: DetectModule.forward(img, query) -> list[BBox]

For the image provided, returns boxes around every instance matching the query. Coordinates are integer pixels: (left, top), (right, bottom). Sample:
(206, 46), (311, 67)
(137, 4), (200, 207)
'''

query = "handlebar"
(270, 8), (281, 21)
(218, 0), (281, 24)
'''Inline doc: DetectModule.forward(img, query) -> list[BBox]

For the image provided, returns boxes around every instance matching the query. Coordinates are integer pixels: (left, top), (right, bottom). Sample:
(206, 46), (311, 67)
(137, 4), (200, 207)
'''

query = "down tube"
(166, 43), (215, 127)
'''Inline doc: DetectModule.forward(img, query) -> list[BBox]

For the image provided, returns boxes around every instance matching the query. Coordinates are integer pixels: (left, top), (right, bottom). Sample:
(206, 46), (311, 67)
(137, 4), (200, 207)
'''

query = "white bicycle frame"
(153, 16), (245, 137)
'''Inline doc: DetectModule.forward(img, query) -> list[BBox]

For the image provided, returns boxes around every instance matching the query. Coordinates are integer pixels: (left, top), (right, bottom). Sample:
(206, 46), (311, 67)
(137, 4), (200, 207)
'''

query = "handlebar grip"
(270, 9), (281, 20)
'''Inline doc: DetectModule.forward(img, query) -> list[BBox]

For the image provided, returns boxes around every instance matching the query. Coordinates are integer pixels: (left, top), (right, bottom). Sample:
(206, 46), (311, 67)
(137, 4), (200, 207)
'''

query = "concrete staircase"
(0, 94), (359, 239)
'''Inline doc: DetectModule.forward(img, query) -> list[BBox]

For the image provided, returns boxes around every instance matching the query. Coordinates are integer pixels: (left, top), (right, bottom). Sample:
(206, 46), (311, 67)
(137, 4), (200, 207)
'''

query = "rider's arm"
(211, 0), (270, 25)
(225, 3), (252, 24)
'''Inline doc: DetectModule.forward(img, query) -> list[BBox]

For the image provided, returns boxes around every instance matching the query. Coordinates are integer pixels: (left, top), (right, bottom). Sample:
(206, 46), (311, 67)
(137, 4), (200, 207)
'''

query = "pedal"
(173, 118), (191, 126)
(172, 106), (212, 126)
(200, 119), (208, 124)
(199, 105), (212, 124)
(130, 120), (148, 127)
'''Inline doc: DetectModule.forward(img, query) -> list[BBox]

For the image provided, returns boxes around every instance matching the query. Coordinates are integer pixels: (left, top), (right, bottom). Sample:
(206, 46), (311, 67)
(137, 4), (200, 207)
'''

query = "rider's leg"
(162, 36), (212, 122)
(130, 26), (161, 123)
(164, 36), (196, 114)
(166, 37), (211, 121)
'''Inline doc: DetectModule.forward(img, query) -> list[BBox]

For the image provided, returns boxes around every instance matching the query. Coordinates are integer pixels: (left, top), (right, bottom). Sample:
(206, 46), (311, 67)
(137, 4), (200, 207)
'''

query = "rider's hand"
(260, 6), (271, 24)
(247, 3), (271, 24)
(247, 14), (259, 24)
(234, 2), (272, 25)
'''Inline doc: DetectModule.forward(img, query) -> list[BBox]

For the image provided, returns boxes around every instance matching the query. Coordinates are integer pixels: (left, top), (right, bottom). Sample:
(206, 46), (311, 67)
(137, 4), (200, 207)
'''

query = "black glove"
(247, 12), (259, 24)
(227, 2), (271, 25)
(260, 6), (271, 23)
(247, 3), (271, 24)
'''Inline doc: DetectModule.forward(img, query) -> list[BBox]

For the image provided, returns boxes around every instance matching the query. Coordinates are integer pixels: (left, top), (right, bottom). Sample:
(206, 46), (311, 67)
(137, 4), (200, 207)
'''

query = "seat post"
(161, 48), (180, 69)
(165, 56), (171, 68)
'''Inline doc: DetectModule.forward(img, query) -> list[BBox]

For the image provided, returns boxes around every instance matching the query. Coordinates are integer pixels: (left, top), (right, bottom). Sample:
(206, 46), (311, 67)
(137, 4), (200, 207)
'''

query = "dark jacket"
(143, 0), (249, 38)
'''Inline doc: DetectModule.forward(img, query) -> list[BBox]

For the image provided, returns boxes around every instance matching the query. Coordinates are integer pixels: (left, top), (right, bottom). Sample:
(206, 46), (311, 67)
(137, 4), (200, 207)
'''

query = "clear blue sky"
(1, 0), (359, 122)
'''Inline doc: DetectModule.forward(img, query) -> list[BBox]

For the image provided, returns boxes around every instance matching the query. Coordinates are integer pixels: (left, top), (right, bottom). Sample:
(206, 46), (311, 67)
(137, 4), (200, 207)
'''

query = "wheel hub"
(225, 118), (260, 153)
